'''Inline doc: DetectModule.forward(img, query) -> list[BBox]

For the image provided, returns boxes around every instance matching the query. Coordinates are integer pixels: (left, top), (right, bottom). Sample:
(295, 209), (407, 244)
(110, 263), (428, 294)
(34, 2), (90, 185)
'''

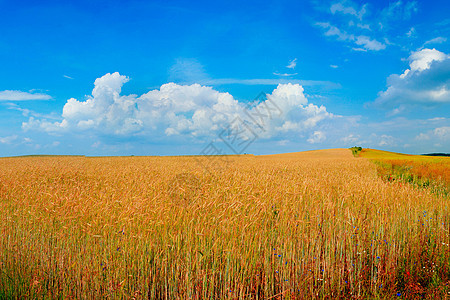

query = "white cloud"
(387, 106), (406, 117)
(381, 0), (418, 21)
(415, 132), (430, 141)
(330, 65), (339, 69)
(407, 48), (447, 73)
(428, 117), (446, 122)
(330, 2), (366, 20)
(5, 103), (60, 120)
(356, 23), (370, 30)
(286, 58), (297, 69)
(434, 126), (450, 140)
(374, 48), (450, 107)
(169, 58), (209, 84)
(0, 90), (51, 101)
(273, 72), (298, 77)
(307, 131), (326, 144)
(23, 73), (337, 144)
(341, 134), (360, 144)
(315, 1), (423, 53)
(424, 37), (447, 46)
(415, 126), (450, 142)
(200, 78), (339, 88)
(315, 22), (386, 51)
(63, 75), (74, 80)
(355, 35), (386, 50)
(406, 27), (416, 38)
(277, 139), (289, 146)
(316, 22), (354, 41)
(378, 134), (394, 146)
(169, 58), (337, 88)
(0, 135), (18, 144)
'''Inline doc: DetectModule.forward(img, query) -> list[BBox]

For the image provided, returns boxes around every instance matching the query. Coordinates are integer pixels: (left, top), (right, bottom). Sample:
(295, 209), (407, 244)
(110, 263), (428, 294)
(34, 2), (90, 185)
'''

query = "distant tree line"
(421, 153), (450, 157)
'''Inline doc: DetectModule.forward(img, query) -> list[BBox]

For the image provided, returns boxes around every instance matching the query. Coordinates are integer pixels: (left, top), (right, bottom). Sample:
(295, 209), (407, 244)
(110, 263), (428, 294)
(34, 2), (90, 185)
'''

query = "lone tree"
(350, 146), (362, 157)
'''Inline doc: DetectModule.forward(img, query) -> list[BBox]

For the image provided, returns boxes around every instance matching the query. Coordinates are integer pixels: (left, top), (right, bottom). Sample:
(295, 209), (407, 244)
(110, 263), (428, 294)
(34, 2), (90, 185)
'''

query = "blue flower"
(397, 292), (401, 296)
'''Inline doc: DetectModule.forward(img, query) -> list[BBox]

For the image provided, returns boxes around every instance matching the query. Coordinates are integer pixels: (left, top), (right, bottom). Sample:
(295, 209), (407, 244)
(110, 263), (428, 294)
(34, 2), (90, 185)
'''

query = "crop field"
(0, 148), (448, 299)
(360, 148), (450, 196)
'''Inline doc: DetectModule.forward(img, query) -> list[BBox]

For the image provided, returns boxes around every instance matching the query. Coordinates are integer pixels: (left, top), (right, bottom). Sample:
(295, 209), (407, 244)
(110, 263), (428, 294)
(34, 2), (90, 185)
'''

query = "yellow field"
(0, 149), (448, 298)
(360, 148), (450, 195)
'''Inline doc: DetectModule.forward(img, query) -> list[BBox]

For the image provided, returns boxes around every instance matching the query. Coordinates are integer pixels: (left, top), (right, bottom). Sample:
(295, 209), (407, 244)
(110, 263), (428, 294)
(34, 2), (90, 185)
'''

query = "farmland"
(0, 149), (448, 299)
(360, 148), (450, 196)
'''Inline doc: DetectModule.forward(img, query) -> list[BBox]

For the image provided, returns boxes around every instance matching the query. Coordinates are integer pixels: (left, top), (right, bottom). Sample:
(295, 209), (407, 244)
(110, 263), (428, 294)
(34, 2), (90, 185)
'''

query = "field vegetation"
(360, 148), (450, 197)
(0, 149), (448, 299)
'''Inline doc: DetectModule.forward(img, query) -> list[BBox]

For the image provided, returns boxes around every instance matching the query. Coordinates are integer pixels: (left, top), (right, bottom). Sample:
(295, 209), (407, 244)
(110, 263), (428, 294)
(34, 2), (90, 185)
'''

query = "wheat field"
(0, 149), (448, 299)
(361, 148), (450, 194)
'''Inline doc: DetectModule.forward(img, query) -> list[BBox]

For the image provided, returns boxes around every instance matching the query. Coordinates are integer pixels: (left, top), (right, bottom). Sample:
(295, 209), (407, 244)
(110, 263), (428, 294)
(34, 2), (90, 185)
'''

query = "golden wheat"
(0, 149), (448, 298)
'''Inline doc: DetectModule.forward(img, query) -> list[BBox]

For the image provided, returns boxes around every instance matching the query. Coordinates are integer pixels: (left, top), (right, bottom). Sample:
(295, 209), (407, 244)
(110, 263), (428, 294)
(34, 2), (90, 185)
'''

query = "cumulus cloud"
(410, 125), (450, 153)
(0, 90), (52, 101)
(416, 126), (450, 142)
(434, 126), (450, 140)
(23, 73), (336, 144)
(374, 48), (450, 108)
(307, 131), (326, 144)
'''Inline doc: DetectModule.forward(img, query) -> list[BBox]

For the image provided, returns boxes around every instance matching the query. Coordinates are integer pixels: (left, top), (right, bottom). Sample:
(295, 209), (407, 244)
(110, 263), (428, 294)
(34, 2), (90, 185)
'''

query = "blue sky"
(0, 0), (449, 156)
